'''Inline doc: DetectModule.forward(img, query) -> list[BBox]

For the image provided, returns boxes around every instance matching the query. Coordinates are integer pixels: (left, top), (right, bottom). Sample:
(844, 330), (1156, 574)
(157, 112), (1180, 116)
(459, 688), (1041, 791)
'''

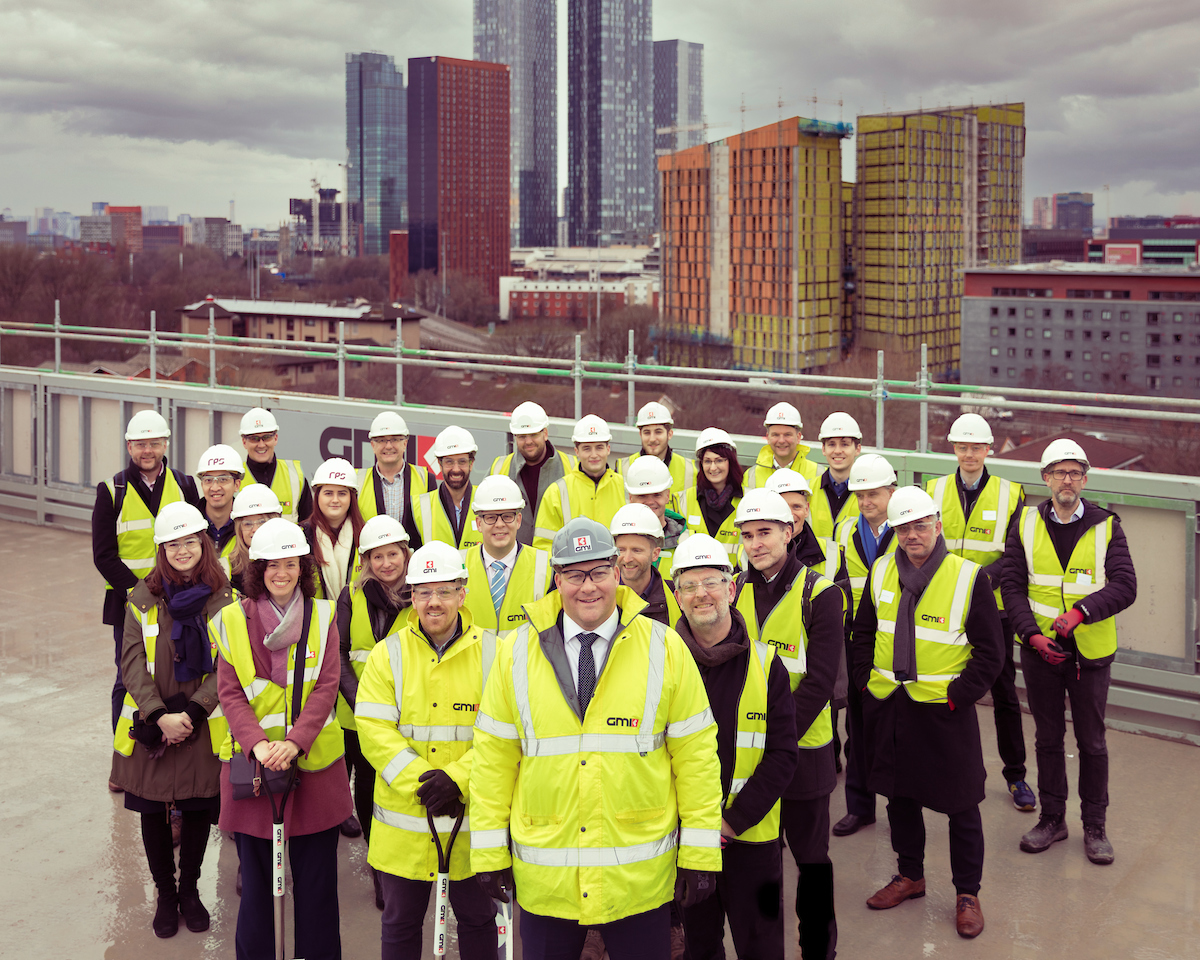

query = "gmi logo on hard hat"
(588, 427), (598, 435)
(574, 535), (592, 552)
(425, 560), (436, 571)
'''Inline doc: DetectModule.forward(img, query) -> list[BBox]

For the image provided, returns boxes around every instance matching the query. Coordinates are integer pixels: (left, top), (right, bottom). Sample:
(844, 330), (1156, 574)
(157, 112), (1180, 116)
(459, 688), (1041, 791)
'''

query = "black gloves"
(477, 867), (515, 903)
(416, 769), (463, 816)
(674, 868), (717, 908)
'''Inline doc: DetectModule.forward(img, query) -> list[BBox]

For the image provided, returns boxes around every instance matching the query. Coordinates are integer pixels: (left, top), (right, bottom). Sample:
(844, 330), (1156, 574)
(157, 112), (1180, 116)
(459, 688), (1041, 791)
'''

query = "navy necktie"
(577, 632), (598, 714)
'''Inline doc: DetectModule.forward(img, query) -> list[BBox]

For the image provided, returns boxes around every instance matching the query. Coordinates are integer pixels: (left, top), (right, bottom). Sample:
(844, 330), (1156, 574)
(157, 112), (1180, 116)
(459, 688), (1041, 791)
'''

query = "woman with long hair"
(335, 514), (412, 908)
(227, 484), (283, 593)
(212, 517), (350, 960)
(303, 458), (365, 601)
(679, 426), (745, 557)
(110, 502), (234, 938)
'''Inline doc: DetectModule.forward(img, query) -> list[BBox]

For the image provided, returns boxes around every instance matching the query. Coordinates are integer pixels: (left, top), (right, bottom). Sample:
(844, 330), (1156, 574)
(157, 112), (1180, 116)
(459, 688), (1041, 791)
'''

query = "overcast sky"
(3, 0), (1198, 228)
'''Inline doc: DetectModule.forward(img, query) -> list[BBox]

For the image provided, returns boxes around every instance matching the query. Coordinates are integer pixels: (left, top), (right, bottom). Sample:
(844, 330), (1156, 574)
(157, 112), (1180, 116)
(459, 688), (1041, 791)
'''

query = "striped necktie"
(488, 559), (507, 612)
(577, 632), (598, 714)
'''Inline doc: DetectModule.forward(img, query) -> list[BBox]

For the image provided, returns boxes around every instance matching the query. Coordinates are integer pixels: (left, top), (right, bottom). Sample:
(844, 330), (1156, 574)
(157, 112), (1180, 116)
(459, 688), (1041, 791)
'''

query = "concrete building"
(473, 0), (558, 247)
(959, 263), (1200, 397)
(1054, 191), (1094, 231)
(1087, 226), (1200, 267)
(346, 52), (407, 256)
(853, 103), (1026, 377)
(185, 217), (242, 257)
(1022, 228), (1089, 263)
(0, 220), (28, 245)
(499, 276), (658, 320)
(79, 215), (113, 245)
(106, 206), (143, 252)
(1032, 195), (1053, 229)
(142, 206), (169, 225)
(140, 225), (184, 251)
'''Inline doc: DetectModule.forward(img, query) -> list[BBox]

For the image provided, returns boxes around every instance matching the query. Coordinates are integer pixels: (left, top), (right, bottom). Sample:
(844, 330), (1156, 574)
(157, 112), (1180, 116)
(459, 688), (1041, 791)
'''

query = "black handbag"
(229, 600), (312, 800)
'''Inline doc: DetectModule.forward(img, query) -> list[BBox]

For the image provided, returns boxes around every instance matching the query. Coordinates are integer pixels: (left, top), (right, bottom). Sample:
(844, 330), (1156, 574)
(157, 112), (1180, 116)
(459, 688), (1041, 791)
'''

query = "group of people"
(93, 396), (1137, 958)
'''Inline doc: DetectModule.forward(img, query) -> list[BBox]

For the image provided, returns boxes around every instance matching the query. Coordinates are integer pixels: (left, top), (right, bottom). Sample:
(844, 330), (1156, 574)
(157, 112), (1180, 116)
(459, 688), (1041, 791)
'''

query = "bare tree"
(0, 245), (40, 318)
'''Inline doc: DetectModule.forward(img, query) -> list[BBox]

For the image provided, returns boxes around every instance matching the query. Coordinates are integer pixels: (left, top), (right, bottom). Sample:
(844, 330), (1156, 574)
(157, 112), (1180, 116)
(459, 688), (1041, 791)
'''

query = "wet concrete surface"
(1, 519), (1197, 959)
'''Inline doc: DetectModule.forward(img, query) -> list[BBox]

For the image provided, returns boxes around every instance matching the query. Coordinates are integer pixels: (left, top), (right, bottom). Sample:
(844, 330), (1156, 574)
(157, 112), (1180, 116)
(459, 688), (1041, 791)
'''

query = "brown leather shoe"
(866, 874), (926, 909)
(956, 894), (985, 938)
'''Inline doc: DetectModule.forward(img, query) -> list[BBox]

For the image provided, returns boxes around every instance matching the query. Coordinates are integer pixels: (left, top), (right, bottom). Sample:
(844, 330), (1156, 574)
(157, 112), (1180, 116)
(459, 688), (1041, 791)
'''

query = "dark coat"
(850, 562), (1003, 814)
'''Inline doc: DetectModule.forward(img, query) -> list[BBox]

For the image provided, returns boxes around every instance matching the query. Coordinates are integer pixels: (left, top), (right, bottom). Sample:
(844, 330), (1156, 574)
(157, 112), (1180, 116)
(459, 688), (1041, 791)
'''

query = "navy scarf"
(164, 581), (214, 683)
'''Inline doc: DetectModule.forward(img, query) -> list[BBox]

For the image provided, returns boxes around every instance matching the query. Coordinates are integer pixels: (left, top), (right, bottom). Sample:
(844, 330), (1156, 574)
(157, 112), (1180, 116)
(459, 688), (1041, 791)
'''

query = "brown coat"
(108, 580), (234, 802)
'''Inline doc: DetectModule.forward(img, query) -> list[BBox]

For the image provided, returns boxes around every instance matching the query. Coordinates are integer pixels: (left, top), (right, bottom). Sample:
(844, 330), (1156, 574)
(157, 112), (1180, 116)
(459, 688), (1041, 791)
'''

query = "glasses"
(130, 440), (165, 452)
(896, 520), (936, 534)
(701, 457), (728, 467)
(372, 436), (405, 447)
(200, 474), (237, 485)
(1048, 469), (1085, 481)
(164, 537), (202, 553)
(558, 564), (616, 587)
(676, 576), (729, 597)
(412, 586), (462, 602)
(239, 515), (277, 531)
(477, 512), (519, 525)
(439, 457), (473, 469)
(243, 432), (277, 444)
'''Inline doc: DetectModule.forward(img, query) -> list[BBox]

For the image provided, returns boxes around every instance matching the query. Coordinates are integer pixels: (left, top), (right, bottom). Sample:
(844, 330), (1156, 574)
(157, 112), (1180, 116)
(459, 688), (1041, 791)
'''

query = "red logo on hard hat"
(425, 560), (436, 571)
(574, 536), (592, 552)
(331, 471), (347, 480)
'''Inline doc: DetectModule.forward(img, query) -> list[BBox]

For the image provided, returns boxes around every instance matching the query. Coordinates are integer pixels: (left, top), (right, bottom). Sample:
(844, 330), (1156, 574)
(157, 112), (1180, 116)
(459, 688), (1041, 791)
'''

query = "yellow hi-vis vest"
(469, 587), (722, 926)
(744, 445), (819, 491)
(354, 608), (496, 881)
(268, 458), (306, 524)
(808, 475), (860, 540)
(113, 602), (228, 757)
(463, 544), (552, 632)
(679, 486), (741, 557)
(735, 567), (842, 749)
(358, 463), (429, 524)
(836, 516), (898, 614)
(340, 586), (406, 733)
(616, 451), (695, 511)
(217, 535), (238, 579)
(1017, 508), (1117, 661)
(926, 473), (1022, 613)
(104, 469), (187, 587)
(532, 469), (627, 552)
(209, 598), (343, 771)
(415, 488), (483, 551)
(726, 638), (781, 844)
(866, 552), (980, 703)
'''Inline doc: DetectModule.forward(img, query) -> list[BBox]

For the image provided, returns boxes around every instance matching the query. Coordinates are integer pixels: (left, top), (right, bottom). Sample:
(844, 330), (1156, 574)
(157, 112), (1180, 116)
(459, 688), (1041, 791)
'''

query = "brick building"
(106, 206), (143, 252)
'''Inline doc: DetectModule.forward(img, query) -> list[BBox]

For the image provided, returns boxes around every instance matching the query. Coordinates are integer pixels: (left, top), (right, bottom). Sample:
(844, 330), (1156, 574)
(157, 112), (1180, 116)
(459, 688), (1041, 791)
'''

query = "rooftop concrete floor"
(1, 519), (1197, 959)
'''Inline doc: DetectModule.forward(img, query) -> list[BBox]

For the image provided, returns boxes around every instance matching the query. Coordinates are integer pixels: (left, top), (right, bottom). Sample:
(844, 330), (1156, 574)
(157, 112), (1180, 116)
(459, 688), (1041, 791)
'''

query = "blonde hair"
(231, 513), (282, 576)
(355, 541), (412, 607)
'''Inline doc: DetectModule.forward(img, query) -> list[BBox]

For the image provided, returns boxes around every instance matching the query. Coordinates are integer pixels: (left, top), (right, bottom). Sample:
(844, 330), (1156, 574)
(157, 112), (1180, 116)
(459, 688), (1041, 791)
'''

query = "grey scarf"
(892, 535), (948, 681)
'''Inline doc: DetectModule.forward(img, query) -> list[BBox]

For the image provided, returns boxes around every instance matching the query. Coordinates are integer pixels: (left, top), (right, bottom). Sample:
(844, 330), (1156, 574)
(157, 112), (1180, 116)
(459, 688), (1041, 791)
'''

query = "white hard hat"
(153, 502), (207, 545)
(196, 443), (244, 476)
(125, 409), (170, 441)
(239, 407), (278, 436)
(670, 533), (734, 578)
(610, 502), (665, 539)
(948, 413), (994, 445)
(231, 483), (283, 519)
(369, 410), (409, 439)
(509, 401), (549, 435)
(734, 489), (794, 526)
(359, 515), (410, 553)
(311, 457), (357, 488)
(430, 425), (478, 458)
(848, 453), (897, 491)
(765, 468), (812, 496)
(1040, 438), (1090, 471)
(695, 426), (735, 452)
(764, 402), (802, 429)
(818, 412), (862, 441)
(572, 414), (612, 443)
(887, 486), (939, 527)
(624, 456), (673, 495)
(406, 541), (468, 585)
(248, 517), (310, 560)
(636, 401), (674, 428)
(473, 474), (526, 511)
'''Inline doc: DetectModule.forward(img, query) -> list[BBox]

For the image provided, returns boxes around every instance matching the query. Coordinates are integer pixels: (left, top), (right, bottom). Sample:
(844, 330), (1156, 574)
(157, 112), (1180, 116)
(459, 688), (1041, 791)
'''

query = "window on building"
(1083, 330), (1093, 341)
(1147, 312), (1160, 325)
(1101, 310), (1112, 320)
(1025, 328), (1034, 338)
(1120, 331), (1131, 342)
(1147, 333), (1161, 345)
(1120, 311), (1130, 321)
(990, 366), (1000, 376)
(1024, 307), (1034, 318)
(1064, 350), (1074, 360)
(1147, 375), (1162, 389)
(1007, 347), (1016, 358)
(1064, 309), (1075, 319)
(1174, 355), (1184, 365)
(1102, 331), (1112, 342)
(1174, 376), (1184, 386)
(286, 334), (295, 341)
(300, 363), (314, 373)
(1008, 327), (1017, 337)
(1064, 329), (1075, 341)
(1042, 349), (1051, 359)
(1007, 368), (1016, 378)
(1024, 348), (1034, 359)
(1174, 333), (1184, 344)
(990, 307), (999, 317)
(1101, 351), (1111, 361)
(1007, 307), (1017, 317)
(1174, 313), (1184, 323)
(1101, 372), (1111, 383)
(1082, 371), (1092, 382)
(287, 319), (295, 331)
(990, 326), (999, 336)
(1083, 351), (1092, 361)
(1083, 310), (1093, 321)
(304, 336), (315, 342)
(1065, 370), (1074, 380)
(1043, 308), (1053, 319)
(1043, 329), (1052, 339)
(305, 319), (315, 326)
(1147, 355), (1161, 368)
(266, 333), (274, 340)
(990, 346), (1000, 356)
(328, 321), (336, 334)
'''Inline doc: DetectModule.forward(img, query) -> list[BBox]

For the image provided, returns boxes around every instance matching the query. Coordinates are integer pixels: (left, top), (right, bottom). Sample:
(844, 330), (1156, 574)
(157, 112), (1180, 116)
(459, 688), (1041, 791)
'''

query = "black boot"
(177, 811), (212, 932)
(141, 812), (179, 938)
(1019, 813), (1068, 853)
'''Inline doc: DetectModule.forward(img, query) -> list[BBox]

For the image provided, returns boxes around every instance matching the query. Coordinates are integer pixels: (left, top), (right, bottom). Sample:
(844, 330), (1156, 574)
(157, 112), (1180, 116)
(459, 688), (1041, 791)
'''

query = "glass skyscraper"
(653, 40), (704, 155)
(474, 0), (558, 248)
(346, 52), (406, 256)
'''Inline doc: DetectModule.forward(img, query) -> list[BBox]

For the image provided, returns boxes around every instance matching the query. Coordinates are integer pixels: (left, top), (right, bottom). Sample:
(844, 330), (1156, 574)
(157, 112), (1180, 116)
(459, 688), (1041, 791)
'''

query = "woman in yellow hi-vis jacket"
(110, 502), (233, 939)
(355, 542), (499, 960)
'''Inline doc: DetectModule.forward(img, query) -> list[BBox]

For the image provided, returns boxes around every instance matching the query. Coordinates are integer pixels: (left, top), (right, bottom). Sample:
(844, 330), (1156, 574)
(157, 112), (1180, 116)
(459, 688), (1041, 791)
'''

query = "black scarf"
(892, 536), (948, 682)
(363, 579), (407, 640)
(163, 581), (214, 682)
(703, 484), (736, 513)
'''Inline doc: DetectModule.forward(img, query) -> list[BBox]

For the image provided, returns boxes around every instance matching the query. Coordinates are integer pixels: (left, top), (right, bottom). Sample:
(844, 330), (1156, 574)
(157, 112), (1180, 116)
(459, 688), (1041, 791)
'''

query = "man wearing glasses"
(238, 406), (312, 523)
(1001, 438), (1137, 867)
(471, 518), (722, 960)
(851, 487), (1002, 939)
(195, 444), (244, 569)
(415, 426), (483, 551)
(463, 475), (554, 633)
(360, 410), (435, 544)
(92, 410), (201, 763)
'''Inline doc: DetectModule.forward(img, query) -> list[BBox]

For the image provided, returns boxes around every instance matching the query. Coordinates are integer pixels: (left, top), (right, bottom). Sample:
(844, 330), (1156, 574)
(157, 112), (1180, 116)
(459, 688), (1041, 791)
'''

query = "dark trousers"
(990, 622), (1027, 783)
(141, 809), (211, 897)
(780, 796), (836, 960)
(1019, 645), (1112, 823)
(343, 729), (375, 842)
(112, 620), (126, 732)
(520, 902), (670, 960)
(377, 870), (497, 960)
(682, 840), (783, 960)
(234, 826), (341, 960)
(841, 674), (875, 818)
(886, 797), (984, 896)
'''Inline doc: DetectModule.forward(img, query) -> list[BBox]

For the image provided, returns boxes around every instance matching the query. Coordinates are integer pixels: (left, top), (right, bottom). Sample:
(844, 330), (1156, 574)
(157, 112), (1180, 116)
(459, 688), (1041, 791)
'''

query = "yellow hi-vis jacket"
(679, 486), (741, 557)
(340, 586), (406, 733)
(114, 597), (229, 757)
(463, 543), (553, 632)
(532, 469), (627, 552)
(217, 534), (238, 579)
(867, 552), (982, 703)
(104, 469), (188, 587)
(808, 474), (860, 541)
(744, 445), (819, 491)
(1016, 508), (1117, 660)
(209, 598), (344, 771)
(358, 463), (430, 524)
(735, 567), (842, 749)
(469, 587), (723, 925)
(355, 608), (497, 881)
(926, 473), (1022, 613)
(726, 638), (782, 844)
(415, 487), (484, 551)
(616, 451), (695, 511)
(267, 458), (306, 524)
(836, 516), (898, 615)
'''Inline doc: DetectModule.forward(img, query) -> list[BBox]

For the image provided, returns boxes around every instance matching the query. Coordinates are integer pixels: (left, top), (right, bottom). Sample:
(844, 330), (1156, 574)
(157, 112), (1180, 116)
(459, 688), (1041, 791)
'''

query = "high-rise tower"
(346, 53), (406, 256)
(653, 40), (704, 155)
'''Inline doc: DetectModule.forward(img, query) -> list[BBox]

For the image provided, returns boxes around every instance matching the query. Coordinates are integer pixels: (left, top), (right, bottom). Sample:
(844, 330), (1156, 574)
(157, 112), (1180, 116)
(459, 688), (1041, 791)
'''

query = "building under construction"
(657, 116), (853, 371)
(853, 103), (1025, 377)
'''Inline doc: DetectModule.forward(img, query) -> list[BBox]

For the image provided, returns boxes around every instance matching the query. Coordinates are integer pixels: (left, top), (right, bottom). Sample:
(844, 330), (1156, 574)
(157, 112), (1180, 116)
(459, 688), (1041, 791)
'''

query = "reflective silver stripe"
(302, 664), (321, 683)
(481, 630), (497, 691)
(211, 611), (232, 661)
(374, 803), (468, 834)
(135, 607), (158, 678)
(735, 730), (767, 750)
(666, 707), (714, 739)
(989, 478), (1011, 551)
(511, 626), (534, 749)
(381, 747), (421, 784)
(349, 649), (371, 663)
(420, 492), (435, 546)
(534, 527), (559, 542)
(1021, 508), (1038, 584)
(514, 829), (676, 868)
(279, 460), (302, 521)
(398, 723), (475, 742)
(1029, 573), (1063, 587)
(555, 478), (572, 524)
(637, 622), (668, 753)
(119, 703), (136, 721)
(870, 555), (893, 607)
(727, 777), (749, 797)
(471, 828), (509, 849)
(116, 518), (154, 533)
(947, 561), (974, 637)
(532, 550), (549, 601)
(680, 827), (722, 848)
(823, 539), (839, 581)
(521, 732), (667, 756)
(1030, 598), (1062, 619)
(961, 538), (1004, 552)
(242, 677), (270, 701)
(476, 711), (520, 740)
(356, 700), (400, 723)
(259, 711), (285, 729)
(122, 556), (158, 568)
(876, 618), (968, 645)
(209, 704), (224, 719)
(849, 575), (866, 590)
(873, 666), (959, 684)
(385, 633), (406, 720)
